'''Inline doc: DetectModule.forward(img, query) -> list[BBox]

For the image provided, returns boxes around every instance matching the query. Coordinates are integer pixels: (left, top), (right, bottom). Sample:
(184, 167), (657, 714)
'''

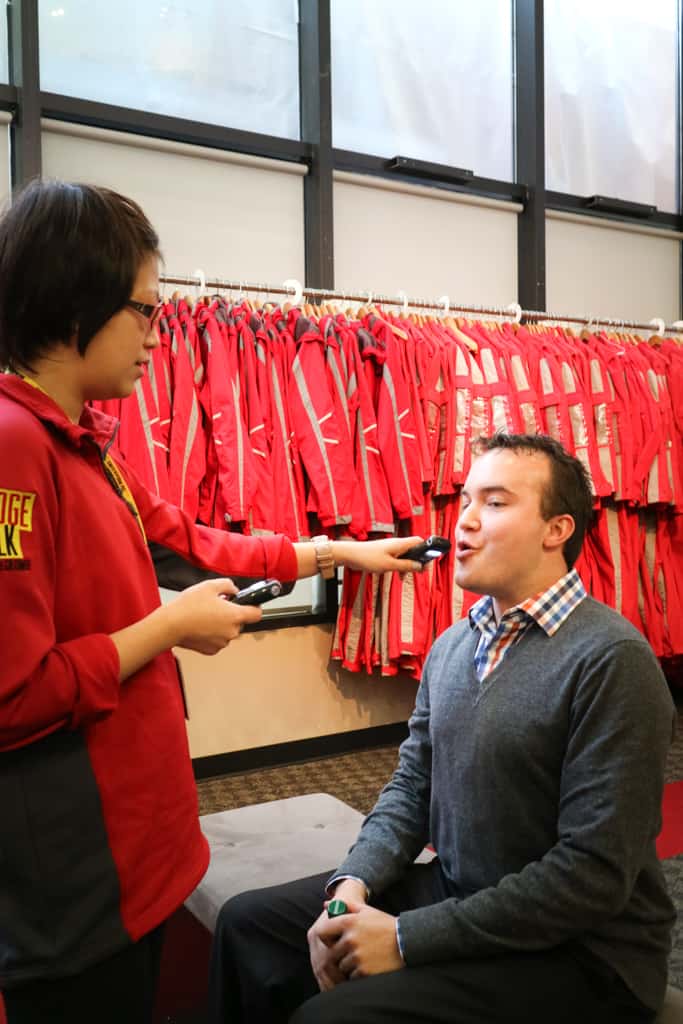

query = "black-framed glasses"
(126, 299), (163, 328)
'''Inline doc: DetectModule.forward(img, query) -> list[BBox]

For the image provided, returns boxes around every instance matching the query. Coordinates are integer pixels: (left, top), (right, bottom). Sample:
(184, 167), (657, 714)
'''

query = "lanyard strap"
(15, 372), (147, 542)
(101, 451), (147, 542)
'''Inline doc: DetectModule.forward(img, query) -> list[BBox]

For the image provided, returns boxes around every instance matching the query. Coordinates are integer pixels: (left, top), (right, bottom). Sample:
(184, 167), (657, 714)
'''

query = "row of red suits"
(95, 298), (683, 674)
(333, 498), (683, 679)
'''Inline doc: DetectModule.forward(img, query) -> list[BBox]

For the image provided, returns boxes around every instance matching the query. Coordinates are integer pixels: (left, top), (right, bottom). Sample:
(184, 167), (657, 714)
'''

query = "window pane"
(0, 6), (8, 83)
(39, 0), (300, 139)
(331, 0), (513, 181)
(545, 0), (679, 212)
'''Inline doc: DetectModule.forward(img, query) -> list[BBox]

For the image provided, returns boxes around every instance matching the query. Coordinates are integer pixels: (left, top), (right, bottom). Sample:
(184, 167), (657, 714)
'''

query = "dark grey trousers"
(207, 861), (654, 1024)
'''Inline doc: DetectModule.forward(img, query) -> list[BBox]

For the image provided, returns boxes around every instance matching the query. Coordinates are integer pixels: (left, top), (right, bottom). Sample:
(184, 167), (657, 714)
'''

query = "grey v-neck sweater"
(334, 597), (676, 1010)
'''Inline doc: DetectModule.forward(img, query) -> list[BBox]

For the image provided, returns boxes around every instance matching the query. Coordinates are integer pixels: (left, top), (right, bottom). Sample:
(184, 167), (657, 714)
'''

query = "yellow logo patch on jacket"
(0, 488), (36, 559)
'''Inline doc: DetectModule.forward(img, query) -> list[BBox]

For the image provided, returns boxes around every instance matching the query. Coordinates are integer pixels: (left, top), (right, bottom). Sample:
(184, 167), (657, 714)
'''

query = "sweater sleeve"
(398, 638), (675, 964)
(0, 424), (120, 751)
(117, 455), (298, 582)
(329, 649), (435, 893)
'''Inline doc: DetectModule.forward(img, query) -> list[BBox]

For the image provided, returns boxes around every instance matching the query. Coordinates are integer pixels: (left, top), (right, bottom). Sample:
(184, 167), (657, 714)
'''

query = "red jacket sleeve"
(118, 456), (299, 582)
(0, 417), (120, 752)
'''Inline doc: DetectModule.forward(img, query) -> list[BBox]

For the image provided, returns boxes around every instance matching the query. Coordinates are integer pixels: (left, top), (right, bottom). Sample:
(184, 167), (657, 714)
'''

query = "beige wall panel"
(546, 217), (681, 323)
(334, 177), (518, 306)
(178, 624), (418, 759)
(42, 127), (305, 283)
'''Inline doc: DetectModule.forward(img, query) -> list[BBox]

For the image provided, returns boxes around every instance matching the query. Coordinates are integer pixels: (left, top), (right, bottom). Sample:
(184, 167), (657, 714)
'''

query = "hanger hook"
(504, 301), (522, 325)
(396, 290), (408, 314)
(437, 295), (450, 316)
(193, 267), (206, 298)
(283, 278), (303, 306)
(648, 316), (665, 336)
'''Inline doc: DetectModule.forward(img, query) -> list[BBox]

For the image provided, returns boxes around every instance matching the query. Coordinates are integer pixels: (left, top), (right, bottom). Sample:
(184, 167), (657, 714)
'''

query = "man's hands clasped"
(307, 881), (404, 992)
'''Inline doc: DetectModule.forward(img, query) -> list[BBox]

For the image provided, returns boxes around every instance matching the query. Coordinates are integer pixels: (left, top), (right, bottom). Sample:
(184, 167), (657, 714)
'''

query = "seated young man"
(208, 433), (676, 1024)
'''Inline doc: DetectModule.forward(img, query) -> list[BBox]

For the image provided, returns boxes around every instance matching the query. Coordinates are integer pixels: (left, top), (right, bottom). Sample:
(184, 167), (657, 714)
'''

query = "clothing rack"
(158, 273), (683, 335)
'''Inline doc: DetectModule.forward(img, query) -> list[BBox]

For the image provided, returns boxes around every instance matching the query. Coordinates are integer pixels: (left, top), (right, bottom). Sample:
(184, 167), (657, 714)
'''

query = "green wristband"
(327, 899), (348, 918)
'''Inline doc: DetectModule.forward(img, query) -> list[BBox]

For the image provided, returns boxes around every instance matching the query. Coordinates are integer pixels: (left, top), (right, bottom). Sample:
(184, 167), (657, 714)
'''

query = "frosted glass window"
(545, 0), (679, 212)
(39, 0), (300, 139)
(0, 7), (8, 83)
(331, 0), (514, 181)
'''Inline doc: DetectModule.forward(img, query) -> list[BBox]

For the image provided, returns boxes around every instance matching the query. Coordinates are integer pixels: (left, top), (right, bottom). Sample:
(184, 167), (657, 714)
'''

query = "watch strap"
(312, 534), (335, 579)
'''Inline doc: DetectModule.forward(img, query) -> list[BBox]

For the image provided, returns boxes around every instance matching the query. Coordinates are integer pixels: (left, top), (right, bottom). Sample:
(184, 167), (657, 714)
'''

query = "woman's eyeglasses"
(126, 299), (163, 328)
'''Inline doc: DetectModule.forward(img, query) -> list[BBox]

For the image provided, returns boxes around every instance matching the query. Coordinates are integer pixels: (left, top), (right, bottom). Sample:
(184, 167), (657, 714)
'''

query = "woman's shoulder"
(0, 393), (55, 463)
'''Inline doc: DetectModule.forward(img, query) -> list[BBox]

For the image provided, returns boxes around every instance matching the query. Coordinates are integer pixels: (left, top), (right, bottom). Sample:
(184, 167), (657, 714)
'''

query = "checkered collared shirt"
(469, 569), (587, 682)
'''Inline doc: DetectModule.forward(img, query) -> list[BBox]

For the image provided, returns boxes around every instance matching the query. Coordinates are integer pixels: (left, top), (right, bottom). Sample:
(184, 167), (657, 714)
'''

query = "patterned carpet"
(196, 694), (683, 990)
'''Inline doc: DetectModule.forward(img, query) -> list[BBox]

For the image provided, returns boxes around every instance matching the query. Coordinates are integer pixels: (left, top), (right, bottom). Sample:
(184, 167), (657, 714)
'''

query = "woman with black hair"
(0, 179), (422, 1024)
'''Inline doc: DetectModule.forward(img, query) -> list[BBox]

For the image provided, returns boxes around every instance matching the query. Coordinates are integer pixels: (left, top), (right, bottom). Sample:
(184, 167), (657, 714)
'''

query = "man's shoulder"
(568, 595), (650, 646)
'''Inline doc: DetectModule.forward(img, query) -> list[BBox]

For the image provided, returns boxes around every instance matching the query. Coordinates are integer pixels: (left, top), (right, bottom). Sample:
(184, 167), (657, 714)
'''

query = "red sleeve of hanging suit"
(150, 330), (173, 456)
(92, 325), (169, 501)
(336, 318), (395, 536)
(539, 330), (597, 497)
(318, 315), (370, 538)
(638, 344), (676, 506)
(638, 507), (668, 658)
(164, 303), (206, 521)
(661, 339), (683, 510)
(660, 503), (683, 654)
(287, 310), (355, 529)
(234, 312), (274, 535)
(529, 331), (574, 451)
(195, 304), (256, 528)
(396, 321), (434, 492)
(445, 330), (475, 487)
(263, 314), (308, 540)
(112, 356), (171, 501)
(468, 322), (520, 436)
(552, 329), (613, 498)
(411, 324), (439, 486)
(622, 346), (666, 507)
(579, 334), (618, 499)
(364, 314), (424, 520)
(599, 340), (638, 503)
(459, 328), (494, 447)
(498, 323), (543, 436)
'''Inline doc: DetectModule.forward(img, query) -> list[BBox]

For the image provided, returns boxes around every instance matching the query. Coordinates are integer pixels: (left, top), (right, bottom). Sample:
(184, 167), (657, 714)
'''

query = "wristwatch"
(311, 534), (335, 579)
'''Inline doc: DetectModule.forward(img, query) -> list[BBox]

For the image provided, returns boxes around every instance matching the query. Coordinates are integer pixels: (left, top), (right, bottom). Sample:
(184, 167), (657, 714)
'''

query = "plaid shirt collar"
(469, 568), (587, 640)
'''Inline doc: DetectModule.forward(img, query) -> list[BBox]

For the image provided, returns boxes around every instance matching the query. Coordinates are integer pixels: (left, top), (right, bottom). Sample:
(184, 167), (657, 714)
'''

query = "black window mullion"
(7, 0), (41, 188)
(333, 148), (527, 206)
(546, 190), (683, 233)
(514, 0), (545, 311)
(298, 0), (337, 622)
(40, 93), (310, 165)
(299, 0), (334, 291)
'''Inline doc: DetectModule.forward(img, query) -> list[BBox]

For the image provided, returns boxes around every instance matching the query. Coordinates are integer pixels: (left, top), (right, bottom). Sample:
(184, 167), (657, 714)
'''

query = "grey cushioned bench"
(185, 793), (368, 932)
(184, 793), (683, 1022)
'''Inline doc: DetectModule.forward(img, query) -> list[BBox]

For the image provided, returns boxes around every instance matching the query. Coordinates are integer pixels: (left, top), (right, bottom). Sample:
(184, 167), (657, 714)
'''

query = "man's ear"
(543, 514), (575, 553)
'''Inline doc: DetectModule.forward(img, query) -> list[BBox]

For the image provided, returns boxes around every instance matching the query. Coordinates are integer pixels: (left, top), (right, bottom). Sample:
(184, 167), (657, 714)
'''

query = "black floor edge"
(192, 721), (409, 781)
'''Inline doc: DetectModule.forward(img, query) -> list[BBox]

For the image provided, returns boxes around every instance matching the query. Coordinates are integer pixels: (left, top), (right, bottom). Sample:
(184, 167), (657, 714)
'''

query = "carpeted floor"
(196, 693), (683, 990)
